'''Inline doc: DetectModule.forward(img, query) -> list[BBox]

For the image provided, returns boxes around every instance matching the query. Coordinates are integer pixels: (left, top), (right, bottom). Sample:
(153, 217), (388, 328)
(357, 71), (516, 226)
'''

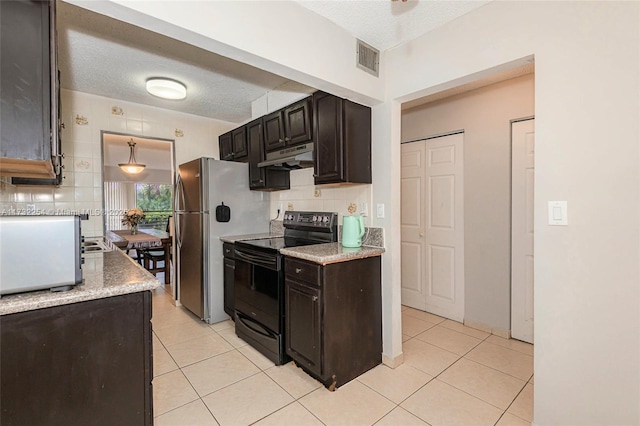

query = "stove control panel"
(283, 211), (337, 229)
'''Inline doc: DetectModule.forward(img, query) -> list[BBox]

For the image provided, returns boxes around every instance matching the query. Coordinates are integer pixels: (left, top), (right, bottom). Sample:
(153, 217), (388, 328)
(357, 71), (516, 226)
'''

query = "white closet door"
(401, 133), (465, 322)
(511, 119), (535, 343)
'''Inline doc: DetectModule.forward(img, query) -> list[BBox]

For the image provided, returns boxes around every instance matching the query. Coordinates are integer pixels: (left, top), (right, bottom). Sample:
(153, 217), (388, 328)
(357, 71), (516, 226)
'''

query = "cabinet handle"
(284, 137), (291, 142)
(312, 296), (318, 301)
(295, 268), (302, 274)
(278, 138), (284, 143)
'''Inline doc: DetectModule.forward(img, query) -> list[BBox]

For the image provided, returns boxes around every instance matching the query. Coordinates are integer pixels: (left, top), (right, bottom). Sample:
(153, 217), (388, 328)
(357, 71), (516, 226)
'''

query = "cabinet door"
(223, 257), (235, 317)
(0, 0), (54, 178)
(219, 131), (233, 161)
(263, 110), (285, 152)
(313, 92), (344, 184)
(0, 292), (152, 426)
(232, 126), (248, 160)
(247, 118), (266, 189)
(285, 278), (322, 377)
(283, 97), (312, 146)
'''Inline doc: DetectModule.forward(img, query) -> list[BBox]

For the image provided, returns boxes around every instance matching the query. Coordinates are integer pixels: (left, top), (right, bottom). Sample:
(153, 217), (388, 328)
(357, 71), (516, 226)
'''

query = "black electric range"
(233, 211), (337, 365)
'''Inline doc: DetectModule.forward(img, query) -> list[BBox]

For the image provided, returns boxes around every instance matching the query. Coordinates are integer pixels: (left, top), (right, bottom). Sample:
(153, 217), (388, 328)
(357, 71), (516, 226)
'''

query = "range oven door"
(233, 245), (282, 334)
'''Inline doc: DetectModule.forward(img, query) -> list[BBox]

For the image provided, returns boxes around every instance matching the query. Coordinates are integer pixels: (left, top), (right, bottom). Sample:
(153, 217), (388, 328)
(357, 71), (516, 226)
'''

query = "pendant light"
(118, 139), (146, 174)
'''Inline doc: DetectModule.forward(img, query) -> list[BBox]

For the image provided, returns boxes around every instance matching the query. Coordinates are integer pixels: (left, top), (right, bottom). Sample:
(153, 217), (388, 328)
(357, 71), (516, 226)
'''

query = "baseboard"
(464, 319), (511, 339)
(382, 353), (404, 368)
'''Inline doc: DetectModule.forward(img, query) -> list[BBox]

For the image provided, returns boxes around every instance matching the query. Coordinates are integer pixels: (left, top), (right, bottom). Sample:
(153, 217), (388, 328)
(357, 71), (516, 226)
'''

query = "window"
(104, 182), (173, 231)
(135, 183), (172, 230)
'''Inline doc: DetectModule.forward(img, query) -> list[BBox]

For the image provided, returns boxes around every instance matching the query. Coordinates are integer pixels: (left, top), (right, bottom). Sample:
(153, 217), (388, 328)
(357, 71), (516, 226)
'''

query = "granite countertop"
(219, 232), (280, 243)
(0, 249), (161, 316)
(280, 243), (385, 265)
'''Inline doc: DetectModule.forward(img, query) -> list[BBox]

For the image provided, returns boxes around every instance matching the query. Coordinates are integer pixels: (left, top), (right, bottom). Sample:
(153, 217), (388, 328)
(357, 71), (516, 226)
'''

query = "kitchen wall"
(267, 168), (372, 225)
(0, 89), (233, 237)
(386, 2), (639, 423)
(401, 73), (535, 332)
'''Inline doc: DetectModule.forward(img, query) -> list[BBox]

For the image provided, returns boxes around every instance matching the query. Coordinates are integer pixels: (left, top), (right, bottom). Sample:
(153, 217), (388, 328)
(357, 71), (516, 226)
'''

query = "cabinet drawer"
(285, 258), (320, 285)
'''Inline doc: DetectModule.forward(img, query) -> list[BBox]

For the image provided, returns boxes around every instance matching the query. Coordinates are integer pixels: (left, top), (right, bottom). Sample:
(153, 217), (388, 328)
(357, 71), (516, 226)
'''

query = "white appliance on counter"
(175, 158), (270, 323)
(0, 215), (83, 296)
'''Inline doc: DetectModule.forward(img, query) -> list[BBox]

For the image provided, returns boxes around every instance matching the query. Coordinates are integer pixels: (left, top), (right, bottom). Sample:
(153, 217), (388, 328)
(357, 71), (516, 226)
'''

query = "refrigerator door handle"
(175, 175), (184, 247)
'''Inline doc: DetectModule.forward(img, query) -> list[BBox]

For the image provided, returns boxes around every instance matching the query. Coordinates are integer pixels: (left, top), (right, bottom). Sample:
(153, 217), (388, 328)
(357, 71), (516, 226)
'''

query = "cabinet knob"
(284, 137), (291, 142)
(278, 139), (284, 143)
(312, 296), (318, 301)
(419, 233), (424, 237)
(295, 268), (302, 274)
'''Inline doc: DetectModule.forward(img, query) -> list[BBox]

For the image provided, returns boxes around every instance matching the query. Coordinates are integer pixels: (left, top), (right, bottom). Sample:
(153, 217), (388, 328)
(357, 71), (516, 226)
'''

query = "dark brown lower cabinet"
(223, 242), (236, 317)
(0, 291), (153, 426)
(285, 256), (382, 390)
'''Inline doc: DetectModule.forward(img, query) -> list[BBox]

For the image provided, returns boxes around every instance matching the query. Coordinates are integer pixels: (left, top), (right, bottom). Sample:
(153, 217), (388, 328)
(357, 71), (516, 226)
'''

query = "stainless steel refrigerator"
(175, 158), (270, 323)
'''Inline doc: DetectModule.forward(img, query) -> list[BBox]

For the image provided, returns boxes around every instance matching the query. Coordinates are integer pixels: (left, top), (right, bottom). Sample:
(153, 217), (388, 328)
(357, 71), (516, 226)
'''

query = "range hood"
(258, 142), (314, 169)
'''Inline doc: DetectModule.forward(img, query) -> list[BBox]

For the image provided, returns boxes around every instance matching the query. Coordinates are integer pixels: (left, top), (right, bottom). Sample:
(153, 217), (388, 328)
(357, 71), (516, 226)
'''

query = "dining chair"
(141, 216), (172, 277)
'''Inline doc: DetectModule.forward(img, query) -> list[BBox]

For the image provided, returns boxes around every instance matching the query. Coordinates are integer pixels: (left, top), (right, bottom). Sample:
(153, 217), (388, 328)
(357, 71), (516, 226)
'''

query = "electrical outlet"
(361, 202), (368, 216)
(376, 203), (385, 219)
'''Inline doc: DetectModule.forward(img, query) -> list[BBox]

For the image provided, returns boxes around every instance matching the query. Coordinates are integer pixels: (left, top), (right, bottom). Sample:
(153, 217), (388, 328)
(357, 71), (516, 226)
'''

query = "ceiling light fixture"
(118, 139), (146, 174)
(146, 78), (187, 100)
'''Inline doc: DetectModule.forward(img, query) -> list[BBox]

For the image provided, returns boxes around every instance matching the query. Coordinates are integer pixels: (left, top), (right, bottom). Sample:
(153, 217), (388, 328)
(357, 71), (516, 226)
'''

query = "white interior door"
(401, 133), (465, 322)
(511, 119), (535, 343)
(401, 142), (426, 310)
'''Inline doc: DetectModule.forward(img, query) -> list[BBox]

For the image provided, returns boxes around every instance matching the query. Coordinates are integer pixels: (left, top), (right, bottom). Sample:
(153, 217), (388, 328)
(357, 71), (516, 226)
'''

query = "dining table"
(106, 229), (172, 284)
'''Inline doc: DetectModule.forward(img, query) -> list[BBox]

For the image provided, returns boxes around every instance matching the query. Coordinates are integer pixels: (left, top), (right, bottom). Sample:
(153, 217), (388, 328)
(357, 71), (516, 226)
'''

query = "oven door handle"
(237, 313), (276, 339)
(234, 249), (278, 270)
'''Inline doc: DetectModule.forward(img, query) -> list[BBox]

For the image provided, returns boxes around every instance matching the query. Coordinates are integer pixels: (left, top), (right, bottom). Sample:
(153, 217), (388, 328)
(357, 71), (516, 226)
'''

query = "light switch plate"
(548, 201), (568, 225)
(376, 203), (385, 219)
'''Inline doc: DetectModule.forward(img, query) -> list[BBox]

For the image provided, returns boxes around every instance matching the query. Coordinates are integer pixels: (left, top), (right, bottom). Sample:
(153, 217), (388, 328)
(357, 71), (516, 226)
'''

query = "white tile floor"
(151, 284), (533, 426)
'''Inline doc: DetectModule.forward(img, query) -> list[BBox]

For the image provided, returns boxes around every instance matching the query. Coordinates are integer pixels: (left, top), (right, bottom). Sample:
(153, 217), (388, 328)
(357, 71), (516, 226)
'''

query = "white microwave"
(0, 215), (83, 296)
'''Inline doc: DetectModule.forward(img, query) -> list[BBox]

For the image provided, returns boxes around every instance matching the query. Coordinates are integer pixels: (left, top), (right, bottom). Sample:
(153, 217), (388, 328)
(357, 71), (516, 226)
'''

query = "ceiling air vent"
(356, 39), (379, 77)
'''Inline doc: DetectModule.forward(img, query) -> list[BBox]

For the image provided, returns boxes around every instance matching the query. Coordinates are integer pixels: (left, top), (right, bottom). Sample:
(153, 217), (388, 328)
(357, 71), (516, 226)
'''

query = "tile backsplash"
(268, 168), (373, 227)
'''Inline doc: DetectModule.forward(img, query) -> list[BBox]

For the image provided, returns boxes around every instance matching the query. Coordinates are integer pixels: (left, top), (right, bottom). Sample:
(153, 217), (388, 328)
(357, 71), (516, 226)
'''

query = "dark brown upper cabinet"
(219, 131), (234, 161)
(283, 97), (313, 146)
(263, 109), (286, 152)
(264, 97), (313, 153)
(231, 126), (248, 160)
(0, 0), (62, 183)
(313, 92), (372, 185)
(218, 127), (247, 162)
(247, 118), (290, 191)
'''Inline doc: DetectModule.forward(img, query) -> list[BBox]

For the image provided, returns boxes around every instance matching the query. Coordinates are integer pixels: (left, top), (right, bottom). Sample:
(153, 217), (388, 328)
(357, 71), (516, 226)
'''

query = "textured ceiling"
(58, 1), (493, 124)
(57, 1), (294, 123)
(295, 0), (490, 51)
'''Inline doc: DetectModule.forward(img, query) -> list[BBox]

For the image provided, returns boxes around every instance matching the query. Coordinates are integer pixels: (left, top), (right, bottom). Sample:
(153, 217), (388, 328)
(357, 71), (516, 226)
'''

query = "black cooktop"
(236, 236), (328, 252)
(236, 211), (338, 253)
(238, 237), (286, 251)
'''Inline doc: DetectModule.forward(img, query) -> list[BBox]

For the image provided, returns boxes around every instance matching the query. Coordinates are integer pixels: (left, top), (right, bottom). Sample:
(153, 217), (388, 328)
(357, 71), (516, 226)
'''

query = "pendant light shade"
(118, 139), (146, 174)
(146, 78), (187, 100)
